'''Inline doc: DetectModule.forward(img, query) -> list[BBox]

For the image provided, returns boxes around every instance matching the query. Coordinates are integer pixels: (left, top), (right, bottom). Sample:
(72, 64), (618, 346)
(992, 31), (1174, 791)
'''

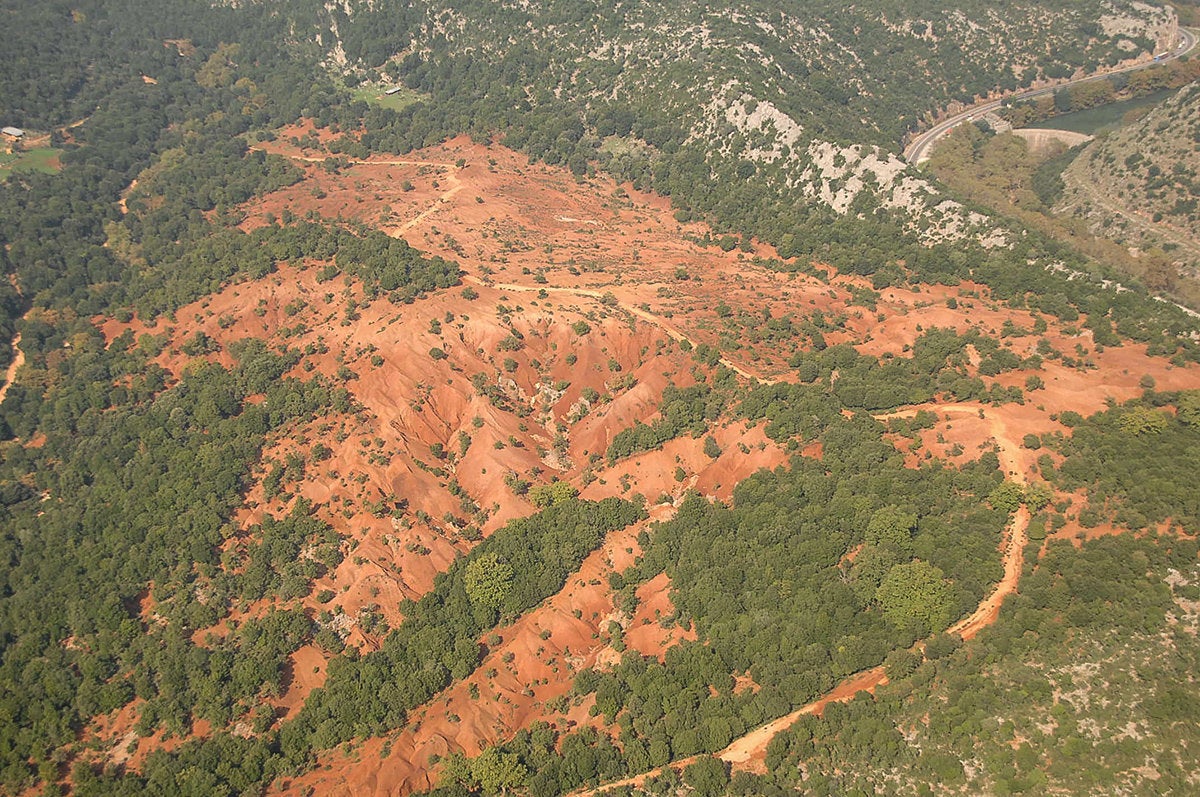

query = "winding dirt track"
(573, 402), (1031, 795)
(0, 333), (23, 406)
(462, 277), (769, 383)
(1058, 165), (1200, 264)
(266, 146), (766, 382)
(266, 146), (1032, 795)
(270, 153), (465, 233)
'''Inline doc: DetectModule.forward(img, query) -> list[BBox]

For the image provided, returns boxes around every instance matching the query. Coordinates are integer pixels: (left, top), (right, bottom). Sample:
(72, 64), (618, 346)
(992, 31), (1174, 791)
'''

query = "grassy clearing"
(349, 84), (426, 112)
(0, 147), (63, 179)
(599, 135), (643, 158)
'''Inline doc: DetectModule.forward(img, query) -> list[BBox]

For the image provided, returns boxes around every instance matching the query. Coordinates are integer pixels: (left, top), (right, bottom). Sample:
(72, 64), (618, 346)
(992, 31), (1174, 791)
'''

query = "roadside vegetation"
(1001, 55), (1200, 130)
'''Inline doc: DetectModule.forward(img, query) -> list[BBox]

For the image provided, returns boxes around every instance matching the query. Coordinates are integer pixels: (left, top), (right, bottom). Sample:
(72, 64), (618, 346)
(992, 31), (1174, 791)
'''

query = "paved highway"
(903, 26), (1198, 163)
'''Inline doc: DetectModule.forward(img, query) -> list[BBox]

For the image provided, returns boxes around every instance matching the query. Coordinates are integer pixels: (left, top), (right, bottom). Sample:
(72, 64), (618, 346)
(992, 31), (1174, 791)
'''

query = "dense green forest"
(1045, 391), (1200, 532)
(0, 327), (335, 790)
(421, 392), (1200, 795)
(572, 532), (1200, 797)
(0, 0), (1197, 794)
(0, 291), (635, 791)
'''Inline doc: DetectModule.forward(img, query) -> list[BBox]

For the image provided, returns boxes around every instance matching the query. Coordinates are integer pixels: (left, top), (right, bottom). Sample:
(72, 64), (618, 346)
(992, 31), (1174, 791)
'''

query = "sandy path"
(464, 277), (771, 384)
(574, 402), (1031, 795)
(271, 145), (773, 383)
(265, 151), (465, 232)
(117, 179), (137, 215)
(876, 404), (1030, 640)
(0, 332), (23, 405)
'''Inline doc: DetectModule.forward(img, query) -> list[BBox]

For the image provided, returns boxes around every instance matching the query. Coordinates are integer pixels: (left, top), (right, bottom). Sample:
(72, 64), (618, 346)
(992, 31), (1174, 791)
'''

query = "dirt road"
(266, 151), (465, 233)
(1057, 165), (1200, 265)
(463, 276), (771, 384)
(879, 404), (1030, 640)
(265, 145), (774, 384)
(573, 401), (1032, 795)
(0, 332), (23, 406)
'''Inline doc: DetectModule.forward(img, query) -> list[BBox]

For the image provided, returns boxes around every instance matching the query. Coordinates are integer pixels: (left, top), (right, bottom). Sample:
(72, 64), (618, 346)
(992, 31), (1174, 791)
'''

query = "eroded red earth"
(86, 126), (1200, 794)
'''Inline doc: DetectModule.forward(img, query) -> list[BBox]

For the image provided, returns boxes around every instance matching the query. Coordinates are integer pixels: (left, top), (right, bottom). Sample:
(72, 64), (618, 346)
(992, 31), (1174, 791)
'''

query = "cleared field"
(0, 147), (63, 178)
(349, 83), (426, 112)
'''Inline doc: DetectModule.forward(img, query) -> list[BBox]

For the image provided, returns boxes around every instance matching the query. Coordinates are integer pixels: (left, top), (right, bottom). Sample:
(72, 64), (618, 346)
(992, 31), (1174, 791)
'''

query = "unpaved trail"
(271, 146), (774, 383)
(118, 179), (137, 215)
(273, 154), (459, 169)
(463, 277), (773, 384)
(573, 401), (1032, 795)
(1058, 165), (1200, 264)
(264, 151), (465, 231)
(0, 332), (23, 405)
(877, 404), (1030, 641)
(716, 665), (889, 768)
(396, 170), (463, 232)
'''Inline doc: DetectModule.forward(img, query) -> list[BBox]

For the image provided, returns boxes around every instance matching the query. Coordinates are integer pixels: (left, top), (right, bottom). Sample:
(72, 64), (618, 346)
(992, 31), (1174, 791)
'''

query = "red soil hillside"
(88, 127), (1200, 793)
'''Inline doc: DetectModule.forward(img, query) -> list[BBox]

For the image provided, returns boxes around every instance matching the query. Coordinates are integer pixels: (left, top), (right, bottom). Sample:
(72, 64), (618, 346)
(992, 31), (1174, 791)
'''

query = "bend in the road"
(904, 26), (1199, 163)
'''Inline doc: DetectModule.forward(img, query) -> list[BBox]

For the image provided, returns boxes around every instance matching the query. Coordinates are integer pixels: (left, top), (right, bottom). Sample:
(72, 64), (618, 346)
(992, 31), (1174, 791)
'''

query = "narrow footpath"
(0, 332), (23, 406)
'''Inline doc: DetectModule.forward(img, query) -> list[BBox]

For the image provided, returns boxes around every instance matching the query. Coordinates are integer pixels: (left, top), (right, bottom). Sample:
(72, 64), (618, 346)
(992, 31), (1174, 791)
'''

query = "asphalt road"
(903, 26), (1198, 163)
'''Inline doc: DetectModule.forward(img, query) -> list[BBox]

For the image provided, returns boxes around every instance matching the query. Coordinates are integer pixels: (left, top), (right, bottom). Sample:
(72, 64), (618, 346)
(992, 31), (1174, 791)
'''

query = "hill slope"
(314, 0), (1177, 146)
(1058, 80), (1200, 286)
(0, 3), (1198, 797)
(301, 0), (1181, 239)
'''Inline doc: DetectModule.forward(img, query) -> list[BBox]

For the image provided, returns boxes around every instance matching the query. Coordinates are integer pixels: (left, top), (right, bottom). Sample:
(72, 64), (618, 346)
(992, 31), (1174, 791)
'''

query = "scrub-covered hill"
(1058, 81), (1200, 284)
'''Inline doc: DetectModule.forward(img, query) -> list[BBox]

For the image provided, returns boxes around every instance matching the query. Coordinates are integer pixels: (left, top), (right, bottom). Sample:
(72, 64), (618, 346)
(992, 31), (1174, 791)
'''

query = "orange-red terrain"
(88, 125), (1200, 795)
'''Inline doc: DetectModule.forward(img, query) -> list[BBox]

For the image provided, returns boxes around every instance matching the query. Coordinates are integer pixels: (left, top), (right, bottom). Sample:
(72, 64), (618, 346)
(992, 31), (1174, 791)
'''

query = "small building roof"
(1, 127), (24, 138)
